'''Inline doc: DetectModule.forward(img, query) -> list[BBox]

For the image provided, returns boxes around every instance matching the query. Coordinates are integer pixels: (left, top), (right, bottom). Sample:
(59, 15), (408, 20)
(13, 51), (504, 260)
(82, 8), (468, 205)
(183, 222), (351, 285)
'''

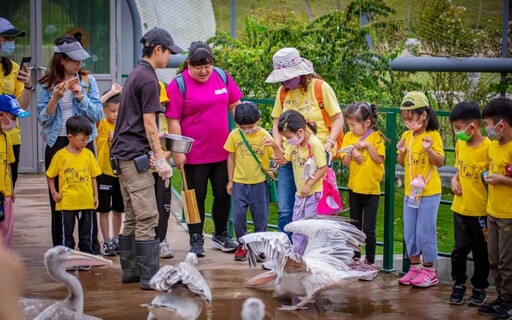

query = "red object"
(506, 165), (512, 177)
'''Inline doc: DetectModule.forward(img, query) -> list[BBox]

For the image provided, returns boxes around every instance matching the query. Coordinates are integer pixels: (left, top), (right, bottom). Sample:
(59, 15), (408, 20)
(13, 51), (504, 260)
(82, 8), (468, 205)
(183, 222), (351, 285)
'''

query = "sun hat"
(400, 91), (430, 110)
(265, 47), (315, 83)
(141, 28), (183, 54)
(0, 94), (30, 118)
(234, 101), (261, 125)
(54, 41), (90, 61)
(0, 18), (26, 37)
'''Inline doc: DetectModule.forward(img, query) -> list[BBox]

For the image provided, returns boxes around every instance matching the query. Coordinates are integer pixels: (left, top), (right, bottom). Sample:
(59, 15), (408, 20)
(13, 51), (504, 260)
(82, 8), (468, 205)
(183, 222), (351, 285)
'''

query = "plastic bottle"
(408, 175), (426, 208)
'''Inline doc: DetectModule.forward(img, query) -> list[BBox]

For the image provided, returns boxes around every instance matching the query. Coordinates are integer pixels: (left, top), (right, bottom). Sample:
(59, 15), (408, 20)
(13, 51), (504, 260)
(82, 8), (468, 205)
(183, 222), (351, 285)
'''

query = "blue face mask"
(0, 41), (15, 57)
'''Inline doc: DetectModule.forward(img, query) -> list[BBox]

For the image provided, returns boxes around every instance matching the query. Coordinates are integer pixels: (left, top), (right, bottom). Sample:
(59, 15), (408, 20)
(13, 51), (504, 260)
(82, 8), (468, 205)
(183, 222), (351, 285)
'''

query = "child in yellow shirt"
(478, 97), (512, 317)
(224, 101), (274, 261)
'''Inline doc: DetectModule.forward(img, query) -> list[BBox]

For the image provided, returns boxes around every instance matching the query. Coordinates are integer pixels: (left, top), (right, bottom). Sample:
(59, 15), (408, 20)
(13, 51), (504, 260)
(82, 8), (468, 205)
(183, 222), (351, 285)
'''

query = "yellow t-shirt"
(284, 134), (327, 196)
(224, 128), (274, 184)
(451, 138), (491, 216)
(0, 62), (24, 145)
(487, 140), (512, 218)
(340, 131), (385, 195)
(401, 130), (444, 196)
(96, 119), (115, 177)
(0, 133), (15, 196)
(46, 148), (102, 211)
(271, 79), (341, 151)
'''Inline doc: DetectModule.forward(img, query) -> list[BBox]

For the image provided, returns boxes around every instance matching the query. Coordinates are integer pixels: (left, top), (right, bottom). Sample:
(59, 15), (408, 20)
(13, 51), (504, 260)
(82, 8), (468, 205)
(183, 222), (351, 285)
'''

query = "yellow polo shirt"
(487, 140), (512, 218)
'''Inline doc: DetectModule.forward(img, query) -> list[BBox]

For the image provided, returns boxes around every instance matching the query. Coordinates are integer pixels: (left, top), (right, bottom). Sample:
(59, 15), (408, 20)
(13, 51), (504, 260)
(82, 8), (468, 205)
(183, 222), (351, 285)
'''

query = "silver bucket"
(163, 134), (195, 154)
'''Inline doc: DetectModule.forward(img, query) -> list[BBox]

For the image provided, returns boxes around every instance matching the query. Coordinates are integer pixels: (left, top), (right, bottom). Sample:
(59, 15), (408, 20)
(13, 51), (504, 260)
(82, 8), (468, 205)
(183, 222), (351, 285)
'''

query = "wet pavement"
(13, 174), (494, 320)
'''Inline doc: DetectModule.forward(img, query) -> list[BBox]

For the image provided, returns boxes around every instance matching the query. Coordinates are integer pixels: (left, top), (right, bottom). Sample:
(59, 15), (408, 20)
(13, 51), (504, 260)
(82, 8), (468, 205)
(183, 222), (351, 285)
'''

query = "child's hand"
(351, 149), (363, 164)
(51, 82), (68, 101)
(268, 171), (274, 179)
(451, 178), (462, 195)
(354, 141), (368, 149)
(273, 154), (286, 165)
(69, 82), (83, 100)
(485, 173), (503, 185)
(300, 183), (311, 197)
(226, 181), (233, 195)
(108, 131), (114, 141)
(263, 137), (276, 147)
(94, 196), (99, 209)
(111, 83), (122, 95)
(422, 136), (433, 150)
(397, 139), (406, 153)
(52, 192), (62, 203)
(10, 190), (15, 203)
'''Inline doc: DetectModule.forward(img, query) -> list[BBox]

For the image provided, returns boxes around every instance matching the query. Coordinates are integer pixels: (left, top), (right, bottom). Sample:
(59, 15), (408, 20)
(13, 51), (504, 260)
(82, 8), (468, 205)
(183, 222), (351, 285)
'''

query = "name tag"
(215, 88), (227, 95)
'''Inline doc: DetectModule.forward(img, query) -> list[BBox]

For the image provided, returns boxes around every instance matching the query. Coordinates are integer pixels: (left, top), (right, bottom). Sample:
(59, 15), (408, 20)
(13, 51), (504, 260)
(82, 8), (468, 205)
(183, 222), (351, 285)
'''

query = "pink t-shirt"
(165, 69), (243, 164)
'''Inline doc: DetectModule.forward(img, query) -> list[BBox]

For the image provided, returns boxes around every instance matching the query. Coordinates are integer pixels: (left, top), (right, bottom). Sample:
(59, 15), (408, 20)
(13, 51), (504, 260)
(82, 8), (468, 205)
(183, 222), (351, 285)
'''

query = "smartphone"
(20, 56), (31, 68)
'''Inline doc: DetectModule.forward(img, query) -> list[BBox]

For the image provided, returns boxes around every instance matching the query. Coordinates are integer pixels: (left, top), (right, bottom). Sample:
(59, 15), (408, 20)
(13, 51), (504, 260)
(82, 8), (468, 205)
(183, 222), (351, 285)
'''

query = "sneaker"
(493, 302), (512, 320)
(468, 288), (486, 306)
(101, 241), (116, 257)
(262, 259), (277, 270)
(189, 233), (205, 257)
(234, 245), (248, 261)
(449, 284), (467, 305)
(66, 266), (77, 271)
(210, 232), (237, 252)
(398, 265), (421, 286)
(359, 262), (377, 281)
(77, 265), (92, 271)
(410, 267), (438, 288)
(159, 240), (174, 259)
(479, 298), (503, 315)
(349, 257), (362, 271)
(112, 238), (119, 255)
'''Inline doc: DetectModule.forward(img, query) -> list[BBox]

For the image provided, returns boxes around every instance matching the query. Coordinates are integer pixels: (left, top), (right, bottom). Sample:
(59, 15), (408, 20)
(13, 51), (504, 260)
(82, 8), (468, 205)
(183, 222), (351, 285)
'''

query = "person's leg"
(361, 194), (379, 264)
(11, 144), (19, 188)
(497, 218), (512, 303)
(348, 190), (364, 260)
(209, 160), (231, 235)
(61, 210), (77, 250)
(183, 163), (210, 236)
(469, 216), (490, 289)
(450, 212), (470, 285)
(232, 182), (249, 240)
(153, 172), (172, 242)
(399, 196), (422, 285)
(292, 193), (320, 255)
(248, 181), (270, 234)
(110, 176), (124, 254)
(277, 162), (295, 239)
(0, 196), (14, 250)
(77, 210), (96, 254)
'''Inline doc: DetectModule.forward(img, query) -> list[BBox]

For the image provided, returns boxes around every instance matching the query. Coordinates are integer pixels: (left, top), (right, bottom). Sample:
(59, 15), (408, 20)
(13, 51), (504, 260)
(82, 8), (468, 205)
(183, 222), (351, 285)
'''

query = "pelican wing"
(239, 232), (300, 269)
(149, 264), (212, 303)
(34, 304), (101, 320)
(284, 216), (366, 270)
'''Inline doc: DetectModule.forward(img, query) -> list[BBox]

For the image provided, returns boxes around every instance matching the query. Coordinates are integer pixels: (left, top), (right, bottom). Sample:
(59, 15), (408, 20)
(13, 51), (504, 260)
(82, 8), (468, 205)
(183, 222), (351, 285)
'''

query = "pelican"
(144, 253), (212, 320)
(20, 246), (112, 320)
(240, 216), (376, 311)
(241, 297), (265, 320)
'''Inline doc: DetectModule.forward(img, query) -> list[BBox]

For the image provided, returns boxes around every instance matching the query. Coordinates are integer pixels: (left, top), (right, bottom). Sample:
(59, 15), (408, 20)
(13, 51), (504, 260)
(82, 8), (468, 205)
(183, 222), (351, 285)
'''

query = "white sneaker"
(159, 240), (174, 259)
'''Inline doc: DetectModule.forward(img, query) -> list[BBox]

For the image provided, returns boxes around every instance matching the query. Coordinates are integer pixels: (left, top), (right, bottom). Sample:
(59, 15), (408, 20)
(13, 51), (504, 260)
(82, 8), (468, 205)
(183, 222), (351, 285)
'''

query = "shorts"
(97, 174), (124, 213)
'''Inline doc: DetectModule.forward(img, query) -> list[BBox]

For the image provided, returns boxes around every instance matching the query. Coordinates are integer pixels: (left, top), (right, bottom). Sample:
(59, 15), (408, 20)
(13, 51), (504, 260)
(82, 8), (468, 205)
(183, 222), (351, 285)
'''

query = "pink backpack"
(317, 167), (343, 216)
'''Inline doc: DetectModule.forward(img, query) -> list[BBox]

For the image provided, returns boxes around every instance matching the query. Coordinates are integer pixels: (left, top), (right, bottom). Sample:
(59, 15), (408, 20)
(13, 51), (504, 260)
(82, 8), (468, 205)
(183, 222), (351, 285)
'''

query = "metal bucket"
(164, 134), (195, 154)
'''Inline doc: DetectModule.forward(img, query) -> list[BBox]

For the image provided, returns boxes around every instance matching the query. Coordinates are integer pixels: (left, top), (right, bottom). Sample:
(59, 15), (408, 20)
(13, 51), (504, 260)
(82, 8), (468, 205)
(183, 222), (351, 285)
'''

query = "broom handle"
(180, 167), (189, 191)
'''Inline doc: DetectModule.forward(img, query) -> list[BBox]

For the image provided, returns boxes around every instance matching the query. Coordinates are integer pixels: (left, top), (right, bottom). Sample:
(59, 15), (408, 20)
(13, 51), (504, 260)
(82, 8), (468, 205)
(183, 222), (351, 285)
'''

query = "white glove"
(154, 158), (172, 181)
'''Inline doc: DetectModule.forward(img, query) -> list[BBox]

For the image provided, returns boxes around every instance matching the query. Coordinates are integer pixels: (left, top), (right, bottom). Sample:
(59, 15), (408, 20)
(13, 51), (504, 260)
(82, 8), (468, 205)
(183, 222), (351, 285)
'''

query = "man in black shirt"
(111, 27), (182, 290)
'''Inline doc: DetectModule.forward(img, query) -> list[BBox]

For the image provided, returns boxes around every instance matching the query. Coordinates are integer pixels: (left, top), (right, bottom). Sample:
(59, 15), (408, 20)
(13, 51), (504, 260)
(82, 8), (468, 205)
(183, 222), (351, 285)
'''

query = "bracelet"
(24, 86), (33, 90)
(326, 138), (335, 146)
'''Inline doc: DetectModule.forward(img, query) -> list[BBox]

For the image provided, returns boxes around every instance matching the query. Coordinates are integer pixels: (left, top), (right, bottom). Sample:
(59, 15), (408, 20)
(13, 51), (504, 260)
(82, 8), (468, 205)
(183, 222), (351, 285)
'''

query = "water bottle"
(408, 175), (426, 208)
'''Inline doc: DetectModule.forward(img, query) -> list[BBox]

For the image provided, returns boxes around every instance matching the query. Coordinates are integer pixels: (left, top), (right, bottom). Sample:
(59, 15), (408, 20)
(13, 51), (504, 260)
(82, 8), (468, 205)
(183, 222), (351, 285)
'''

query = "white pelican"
(144, 253), (212, 320)
(20, 246), (112, 319)
(241, 297), (265, 320)
(240, 216), (376, 310)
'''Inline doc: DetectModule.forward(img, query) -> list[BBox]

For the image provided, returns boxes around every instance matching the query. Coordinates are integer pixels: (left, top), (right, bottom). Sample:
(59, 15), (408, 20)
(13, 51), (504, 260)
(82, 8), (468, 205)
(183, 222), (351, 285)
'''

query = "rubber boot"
(119, 234), (139, 283)
(136, 239), (160, 290)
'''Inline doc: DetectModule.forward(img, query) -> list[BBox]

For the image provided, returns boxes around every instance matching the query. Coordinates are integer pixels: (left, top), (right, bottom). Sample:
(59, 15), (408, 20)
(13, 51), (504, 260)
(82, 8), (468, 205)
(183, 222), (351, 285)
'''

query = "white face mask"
(1, 119), (16, 131)
(242, 127), (257, 135)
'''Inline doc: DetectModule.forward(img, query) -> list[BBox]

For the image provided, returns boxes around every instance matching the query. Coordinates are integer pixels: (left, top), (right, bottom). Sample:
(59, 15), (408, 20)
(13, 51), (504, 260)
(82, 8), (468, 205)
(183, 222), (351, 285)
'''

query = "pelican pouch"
(133, 154), (151, 173)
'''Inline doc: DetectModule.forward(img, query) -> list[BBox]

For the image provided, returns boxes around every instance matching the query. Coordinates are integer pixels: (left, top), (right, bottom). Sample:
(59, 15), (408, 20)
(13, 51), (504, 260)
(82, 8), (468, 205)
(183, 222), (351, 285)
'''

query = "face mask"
(486, 122), (503, 141)
(0, 40), (15, 57)
(287, 133), (304, 146)
(1, 119), (16, 131)
(454, 124), (473, 142)
(282, 77), (301, 90)
(405, 121), (422, 132)
(243, 127), (257, 135)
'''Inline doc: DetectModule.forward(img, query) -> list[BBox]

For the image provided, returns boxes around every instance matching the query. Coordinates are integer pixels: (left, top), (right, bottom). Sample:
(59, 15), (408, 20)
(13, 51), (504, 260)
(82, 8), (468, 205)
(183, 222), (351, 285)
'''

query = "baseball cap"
(141, 28), (183, 54)
(0, 18), (26, 37)
(0, 94), (30, 118)
(401, 91), (430, 110)
(234, 101), (261, 125)
(54, 41), (90, 61)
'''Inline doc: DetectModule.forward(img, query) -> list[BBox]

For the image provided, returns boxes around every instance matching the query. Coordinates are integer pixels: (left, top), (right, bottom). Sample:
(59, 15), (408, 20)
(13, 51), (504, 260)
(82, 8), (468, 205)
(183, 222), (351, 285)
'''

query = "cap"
(401, 91), (430, 110)
(0, 94), (30, 118)
(0, 18), (26, 37)
(141, 28), (183, 54)
(234, 101), (261, 125)
(54, 41), (90, 61)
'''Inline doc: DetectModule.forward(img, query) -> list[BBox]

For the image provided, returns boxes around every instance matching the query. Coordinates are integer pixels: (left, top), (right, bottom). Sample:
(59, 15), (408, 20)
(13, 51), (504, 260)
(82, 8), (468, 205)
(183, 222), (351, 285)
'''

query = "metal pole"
(382, 112), (397, 272)
(501, 0), (510, 96)
(230, 0), (236, 38)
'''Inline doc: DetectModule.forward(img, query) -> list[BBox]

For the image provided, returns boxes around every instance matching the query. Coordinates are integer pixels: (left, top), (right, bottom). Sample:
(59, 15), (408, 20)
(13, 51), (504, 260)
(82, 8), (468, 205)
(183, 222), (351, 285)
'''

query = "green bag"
(239, 130), (278, 203)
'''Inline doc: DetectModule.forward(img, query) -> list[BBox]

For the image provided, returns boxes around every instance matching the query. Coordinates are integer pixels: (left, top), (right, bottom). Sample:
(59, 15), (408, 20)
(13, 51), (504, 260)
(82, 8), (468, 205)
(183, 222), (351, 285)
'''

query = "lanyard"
(408, 133), (433, 185)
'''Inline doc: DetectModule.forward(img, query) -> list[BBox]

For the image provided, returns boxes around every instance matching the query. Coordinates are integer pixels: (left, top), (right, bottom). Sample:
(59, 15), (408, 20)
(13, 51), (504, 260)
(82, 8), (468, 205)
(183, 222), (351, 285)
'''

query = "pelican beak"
(63, 249), (113, 269)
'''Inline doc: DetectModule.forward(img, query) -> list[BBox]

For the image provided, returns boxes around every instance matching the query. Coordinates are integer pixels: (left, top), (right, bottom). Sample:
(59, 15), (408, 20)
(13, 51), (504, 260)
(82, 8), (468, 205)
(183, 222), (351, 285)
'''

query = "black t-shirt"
(111, 60), (161, 160)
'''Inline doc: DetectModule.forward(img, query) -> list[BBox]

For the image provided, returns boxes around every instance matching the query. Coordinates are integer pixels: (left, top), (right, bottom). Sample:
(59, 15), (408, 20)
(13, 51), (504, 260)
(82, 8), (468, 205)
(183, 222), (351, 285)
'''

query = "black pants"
(348, 190), (380, 264)
(153, 172), (172, 242)
(45, 136), (99, 252)
(451, 212), (490, 288)
(184, 160), (231, 236)
(61, 209), (99, 254)
(11, 144), (20, 188)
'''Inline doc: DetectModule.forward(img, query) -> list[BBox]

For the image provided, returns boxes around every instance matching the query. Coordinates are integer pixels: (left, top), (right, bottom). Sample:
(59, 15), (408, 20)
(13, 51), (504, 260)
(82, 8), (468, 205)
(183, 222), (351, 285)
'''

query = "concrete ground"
(12, 174), (494, 320)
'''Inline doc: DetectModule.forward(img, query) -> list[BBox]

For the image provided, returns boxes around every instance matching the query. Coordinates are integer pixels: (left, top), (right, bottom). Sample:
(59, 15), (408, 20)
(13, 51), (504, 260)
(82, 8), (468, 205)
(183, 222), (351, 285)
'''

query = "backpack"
(279, 79), (344, 159)
(175, 66), (227, 96)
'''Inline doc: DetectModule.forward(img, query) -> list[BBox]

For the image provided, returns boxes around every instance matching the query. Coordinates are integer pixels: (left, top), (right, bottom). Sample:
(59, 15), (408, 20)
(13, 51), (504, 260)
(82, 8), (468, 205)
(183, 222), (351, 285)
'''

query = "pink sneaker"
(359, 262), (377, 281)
(410, 268), (438, 288)
(398, 265), (421, 286)
(349, 258), (362, 271)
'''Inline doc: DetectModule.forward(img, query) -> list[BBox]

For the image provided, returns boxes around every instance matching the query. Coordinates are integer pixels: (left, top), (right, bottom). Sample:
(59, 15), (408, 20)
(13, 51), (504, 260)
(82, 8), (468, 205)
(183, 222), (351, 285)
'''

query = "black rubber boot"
(119, 234), (139, 283)
(135, 239), (160, 290)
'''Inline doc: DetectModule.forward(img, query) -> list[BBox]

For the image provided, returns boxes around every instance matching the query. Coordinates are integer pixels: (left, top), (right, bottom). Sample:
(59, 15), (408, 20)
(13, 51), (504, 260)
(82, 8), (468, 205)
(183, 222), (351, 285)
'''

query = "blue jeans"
(232, 182), (269, 240)
(403, 194), (441, 263)
(277, 162), (296, 239)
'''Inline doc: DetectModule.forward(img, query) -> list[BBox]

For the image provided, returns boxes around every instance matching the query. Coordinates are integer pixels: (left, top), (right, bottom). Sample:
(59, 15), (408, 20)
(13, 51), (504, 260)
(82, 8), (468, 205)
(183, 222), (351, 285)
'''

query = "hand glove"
(154, 158), (173, 181)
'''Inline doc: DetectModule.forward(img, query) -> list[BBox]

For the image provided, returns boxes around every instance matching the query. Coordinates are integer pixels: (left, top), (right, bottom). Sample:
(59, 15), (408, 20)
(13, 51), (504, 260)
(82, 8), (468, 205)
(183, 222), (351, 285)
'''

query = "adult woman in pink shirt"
(166, 41), (243, 257)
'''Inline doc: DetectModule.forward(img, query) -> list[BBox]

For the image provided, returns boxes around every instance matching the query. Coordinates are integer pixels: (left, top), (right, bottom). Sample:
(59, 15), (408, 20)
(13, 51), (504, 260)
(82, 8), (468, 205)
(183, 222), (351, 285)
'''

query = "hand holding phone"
(20, 56), (31, 68)
(17, 57), (32, 87)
